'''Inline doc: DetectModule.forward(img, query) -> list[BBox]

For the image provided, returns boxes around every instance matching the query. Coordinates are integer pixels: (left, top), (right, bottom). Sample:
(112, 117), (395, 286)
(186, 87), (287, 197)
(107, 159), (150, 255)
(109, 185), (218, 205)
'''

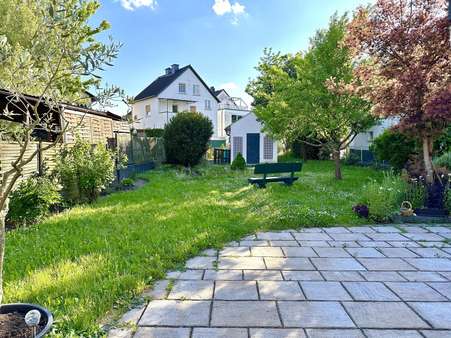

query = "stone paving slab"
(110, 225), (451, 337)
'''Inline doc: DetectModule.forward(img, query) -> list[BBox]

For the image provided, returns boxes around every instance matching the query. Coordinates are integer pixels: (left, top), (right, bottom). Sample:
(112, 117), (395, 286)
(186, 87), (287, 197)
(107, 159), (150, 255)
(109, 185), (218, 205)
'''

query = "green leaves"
(248, 15), (375, 151)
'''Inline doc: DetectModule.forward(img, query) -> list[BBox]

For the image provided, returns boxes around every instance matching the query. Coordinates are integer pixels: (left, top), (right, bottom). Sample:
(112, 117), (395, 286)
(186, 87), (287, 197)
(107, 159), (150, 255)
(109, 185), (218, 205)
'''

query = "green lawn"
(4, 161), (382, 336)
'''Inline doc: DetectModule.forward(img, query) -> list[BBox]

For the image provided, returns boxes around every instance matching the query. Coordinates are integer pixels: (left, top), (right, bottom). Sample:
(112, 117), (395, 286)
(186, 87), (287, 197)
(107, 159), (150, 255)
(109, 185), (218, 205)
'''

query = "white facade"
(349, 117), (400, 151)
(132, 66), (222, 140)
(216, 89), (251, 139)
(229, 113), (278, 164)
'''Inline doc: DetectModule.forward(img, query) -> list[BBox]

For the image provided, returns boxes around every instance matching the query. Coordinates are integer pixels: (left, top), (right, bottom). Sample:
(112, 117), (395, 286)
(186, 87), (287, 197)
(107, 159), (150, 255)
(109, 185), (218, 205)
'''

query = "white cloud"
(231, 2), (245, 15)
(120, 0), (157, 11)
(212, 0), (246, 24)
(212, 0), (232, 16)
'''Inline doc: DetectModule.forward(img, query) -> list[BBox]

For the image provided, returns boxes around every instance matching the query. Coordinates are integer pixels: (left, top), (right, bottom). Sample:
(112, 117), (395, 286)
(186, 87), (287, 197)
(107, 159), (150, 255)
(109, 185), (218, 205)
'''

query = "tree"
(346, 0), (451, 183)
(0, 0), (121, 304)
(163, 112), (213, 168)
(370, 129), (417, 170)
(248, 15), (375, 179)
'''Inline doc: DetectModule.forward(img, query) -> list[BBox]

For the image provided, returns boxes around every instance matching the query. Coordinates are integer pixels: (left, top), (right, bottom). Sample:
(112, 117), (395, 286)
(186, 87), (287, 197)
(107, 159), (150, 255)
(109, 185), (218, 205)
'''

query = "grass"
(4, 160), (382, 336)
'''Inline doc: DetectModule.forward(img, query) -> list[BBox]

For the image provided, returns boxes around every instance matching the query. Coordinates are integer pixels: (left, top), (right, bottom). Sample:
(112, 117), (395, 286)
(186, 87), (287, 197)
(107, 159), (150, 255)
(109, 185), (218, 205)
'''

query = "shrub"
(163, 112), (213, 167)
(360, 171), (407, 222)
(121, 178), (134, 187)
(433, 151), (451, 170)
(144, 128), (164, 138)
(370, 129), (416, 170)
(7, 175), (60, 227)
(56, 139), (115, 204)
(231, 153), (246, 170)
(404, 179), (426, 209)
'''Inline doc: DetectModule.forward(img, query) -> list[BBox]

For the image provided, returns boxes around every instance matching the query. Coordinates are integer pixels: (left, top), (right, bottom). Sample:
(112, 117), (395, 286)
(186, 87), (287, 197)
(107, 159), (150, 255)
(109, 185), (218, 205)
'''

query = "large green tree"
(248, 15), (375, 179)
(0, 0), (121, 306)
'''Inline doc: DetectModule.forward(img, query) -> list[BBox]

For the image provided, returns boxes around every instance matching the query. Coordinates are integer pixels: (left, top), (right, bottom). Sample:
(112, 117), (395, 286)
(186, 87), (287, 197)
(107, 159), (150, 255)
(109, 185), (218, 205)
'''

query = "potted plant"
(0, 0), (122, 334)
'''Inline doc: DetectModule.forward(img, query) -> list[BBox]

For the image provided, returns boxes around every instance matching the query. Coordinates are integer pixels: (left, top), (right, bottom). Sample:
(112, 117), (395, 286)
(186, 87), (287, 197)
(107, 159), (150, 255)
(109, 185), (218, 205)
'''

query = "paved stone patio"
(109, 225), (451, 338)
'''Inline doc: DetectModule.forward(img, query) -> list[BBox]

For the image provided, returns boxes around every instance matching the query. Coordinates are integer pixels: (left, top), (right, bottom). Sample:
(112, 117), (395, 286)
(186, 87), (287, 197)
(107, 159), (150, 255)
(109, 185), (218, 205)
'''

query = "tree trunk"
(422, 136), (434, 184)
(0, 202), (7, 305)
(333, 150), (342, 180)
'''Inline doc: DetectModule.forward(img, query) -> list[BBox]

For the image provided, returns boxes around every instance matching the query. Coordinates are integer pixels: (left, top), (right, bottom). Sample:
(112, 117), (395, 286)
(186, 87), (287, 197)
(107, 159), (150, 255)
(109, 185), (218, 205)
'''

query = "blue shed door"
(246, 133), (260, 164)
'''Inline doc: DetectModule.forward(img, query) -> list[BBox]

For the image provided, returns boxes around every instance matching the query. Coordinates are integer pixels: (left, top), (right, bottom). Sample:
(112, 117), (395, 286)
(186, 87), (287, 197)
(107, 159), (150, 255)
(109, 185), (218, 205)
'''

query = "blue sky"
(93, 0), (373, 114)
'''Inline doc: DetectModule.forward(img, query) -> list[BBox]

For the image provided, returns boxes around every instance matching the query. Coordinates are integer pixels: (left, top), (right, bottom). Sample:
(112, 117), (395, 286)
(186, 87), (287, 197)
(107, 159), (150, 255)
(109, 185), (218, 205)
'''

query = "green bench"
(248, 162), (303, 188)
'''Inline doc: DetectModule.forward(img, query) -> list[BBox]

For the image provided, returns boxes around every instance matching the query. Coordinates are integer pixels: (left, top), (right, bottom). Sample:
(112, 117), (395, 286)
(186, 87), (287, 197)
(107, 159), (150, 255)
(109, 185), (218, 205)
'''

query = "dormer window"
(205, 100), (211, 111)
(178, 83), (186, 94)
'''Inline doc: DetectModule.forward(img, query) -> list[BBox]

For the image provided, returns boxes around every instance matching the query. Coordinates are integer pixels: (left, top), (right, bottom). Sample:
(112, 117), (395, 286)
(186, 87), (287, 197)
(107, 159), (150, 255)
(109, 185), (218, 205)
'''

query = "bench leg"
(258, 183), (266, 189)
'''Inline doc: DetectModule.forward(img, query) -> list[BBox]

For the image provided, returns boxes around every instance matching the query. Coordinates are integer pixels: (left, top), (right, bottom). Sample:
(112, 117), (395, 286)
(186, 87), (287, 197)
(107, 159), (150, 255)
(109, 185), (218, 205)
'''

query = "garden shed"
(227, 112), (278, 165)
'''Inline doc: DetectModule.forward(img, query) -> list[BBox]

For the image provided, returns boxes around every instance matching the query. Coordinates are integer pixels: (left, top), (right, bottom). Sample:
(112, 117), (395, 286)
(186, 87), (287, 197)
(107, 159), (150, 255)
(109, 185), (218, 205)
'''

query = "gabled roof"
(134, 65), (220, 102)
(214, 89), (228, 97)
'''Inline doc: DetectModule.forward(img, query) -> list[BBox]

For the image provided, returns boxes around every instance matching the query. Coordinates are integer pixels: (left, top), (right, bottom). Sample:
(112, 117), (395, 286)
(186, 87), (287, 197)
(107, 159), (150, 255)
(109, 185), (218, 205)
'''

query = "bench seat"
(248, 162), (302, 188)
(248, 176), (299, 184)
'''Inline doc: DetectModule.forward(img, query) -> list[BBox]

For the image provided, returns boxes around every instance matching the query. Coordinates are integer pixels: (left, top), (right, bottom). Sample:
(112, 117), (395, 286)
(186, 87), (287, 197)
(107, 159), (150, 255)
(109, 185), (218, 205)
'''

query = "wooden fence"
(0, 142), (59, 188)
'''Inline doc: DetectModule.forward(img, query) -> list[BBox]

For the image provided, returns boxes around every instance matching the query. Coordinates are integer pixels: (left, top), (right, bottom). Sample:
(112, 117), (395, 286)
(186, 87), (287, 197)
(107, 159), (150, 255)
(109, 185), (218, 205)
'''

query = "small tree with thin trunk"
(0, 0), (122, 304)
(346, 0), (451, 183)
(248, 15), (375, 179)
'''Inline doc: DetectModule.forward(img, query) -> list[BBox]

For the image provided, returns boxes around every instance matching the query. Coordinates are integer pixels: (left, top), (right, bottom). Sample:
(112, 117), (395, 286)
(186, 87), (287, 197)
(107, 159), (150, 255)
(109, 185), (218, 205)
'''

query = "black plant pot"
(0, 303), (53, 337)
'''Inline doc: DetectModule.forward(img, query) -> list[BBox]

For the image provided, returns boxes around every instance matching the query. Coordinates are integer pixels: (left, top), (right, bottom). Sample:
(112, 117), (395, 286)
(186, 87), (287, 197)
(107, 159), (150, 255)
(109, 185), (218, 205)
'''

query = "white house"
(228, 112), (278, 164)
(349, 117), (399, 162)
(131, 64), (223, 144)
(213, 88), (251, 141)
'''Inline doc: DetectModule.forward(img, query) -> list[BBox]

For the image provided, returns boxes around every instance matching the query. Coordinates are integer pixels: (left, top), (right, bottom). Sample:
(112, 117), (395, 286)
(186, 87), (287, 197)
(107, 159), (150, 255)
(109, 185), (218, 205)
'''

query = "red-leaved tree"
(347, 0), (451, 182)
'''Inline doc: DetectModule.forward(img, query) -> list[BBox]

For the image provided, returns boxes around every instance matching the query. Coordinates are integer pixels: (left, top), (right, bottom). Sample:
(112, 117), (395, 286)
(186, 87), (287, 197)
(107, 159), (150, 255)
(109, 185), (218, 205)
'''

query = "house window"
(172, 104), (178, 113)
(193, 85), (200, 96)
(263, 135), (273, 160)
(145, 104), (151, 116)
(133, 115), (138, 121)
(232, 136), (243, 160)
(190, 106), (196, 112)
(178, 83), (186, 94)
(205, 100), (211, 110)
(368, 131), (374, 142)
(232, 115), (242, 123)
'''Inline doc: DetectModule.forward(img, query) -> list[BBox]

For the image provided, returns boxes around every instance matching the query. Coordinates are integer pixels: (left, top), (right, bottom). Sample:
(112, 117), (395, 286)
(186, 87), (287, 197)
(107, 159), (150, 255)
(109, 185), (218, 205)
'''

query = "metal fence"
(108, 132), (164, 181)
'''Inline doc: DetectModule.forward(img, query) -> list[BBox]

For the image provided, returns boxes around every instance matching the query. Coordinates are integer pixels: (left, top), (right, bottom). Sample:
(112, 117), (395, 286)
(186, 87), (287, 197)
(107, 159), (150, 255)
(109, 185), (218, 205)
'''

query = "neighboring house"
(131, 64), (223, 144)
(214, 87), (251, 144)
(227, 112), (278, 165)
(349, 117), (399, 162)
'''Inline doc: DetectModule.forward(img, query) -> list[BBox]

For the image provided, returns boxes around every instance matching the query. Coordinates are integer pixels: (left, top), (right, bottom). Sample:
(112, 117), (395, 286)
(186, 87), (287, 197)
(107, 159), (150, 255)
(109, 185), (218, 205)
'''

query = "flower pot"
(0, 303), (53, 337)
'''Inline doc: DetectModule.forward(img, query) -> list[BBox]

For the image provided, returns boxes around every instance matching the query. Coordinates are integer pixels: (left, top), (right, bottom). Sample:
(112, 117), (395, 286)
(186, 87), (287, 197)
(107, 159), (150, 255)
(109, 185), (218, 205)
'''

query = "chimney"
(165, 67), (171, 75)
(210, 86), (215, 93)
(171, 64), (179, 73)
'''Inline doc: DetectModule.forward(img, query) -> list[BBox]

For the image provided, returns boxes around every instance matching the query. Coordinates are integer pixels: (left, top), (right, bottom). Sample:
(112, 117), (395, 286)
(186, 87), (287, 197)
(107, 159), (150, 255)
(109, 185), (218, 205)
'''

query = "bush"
(433, 151), (451, 170)
(231, 153), (246, 170)
(404, 179), (426, 209)
(56, 139), (115, 204)
(121, 177), (135, 187)
(163, 112), (213, 167)
(360, 171), (407, 222)
(370, 129), (416, 170)
(144, 128), (164, 138)
(7, 175), (60, 227)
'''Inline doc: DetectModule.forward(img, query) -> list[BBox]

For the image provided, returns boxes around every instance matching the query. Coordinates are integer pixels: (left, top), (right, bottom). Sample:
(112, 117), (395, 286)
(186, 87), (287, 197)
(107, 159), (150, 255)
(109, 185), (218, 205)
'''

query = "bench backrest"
(254, 162), (303, 174)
